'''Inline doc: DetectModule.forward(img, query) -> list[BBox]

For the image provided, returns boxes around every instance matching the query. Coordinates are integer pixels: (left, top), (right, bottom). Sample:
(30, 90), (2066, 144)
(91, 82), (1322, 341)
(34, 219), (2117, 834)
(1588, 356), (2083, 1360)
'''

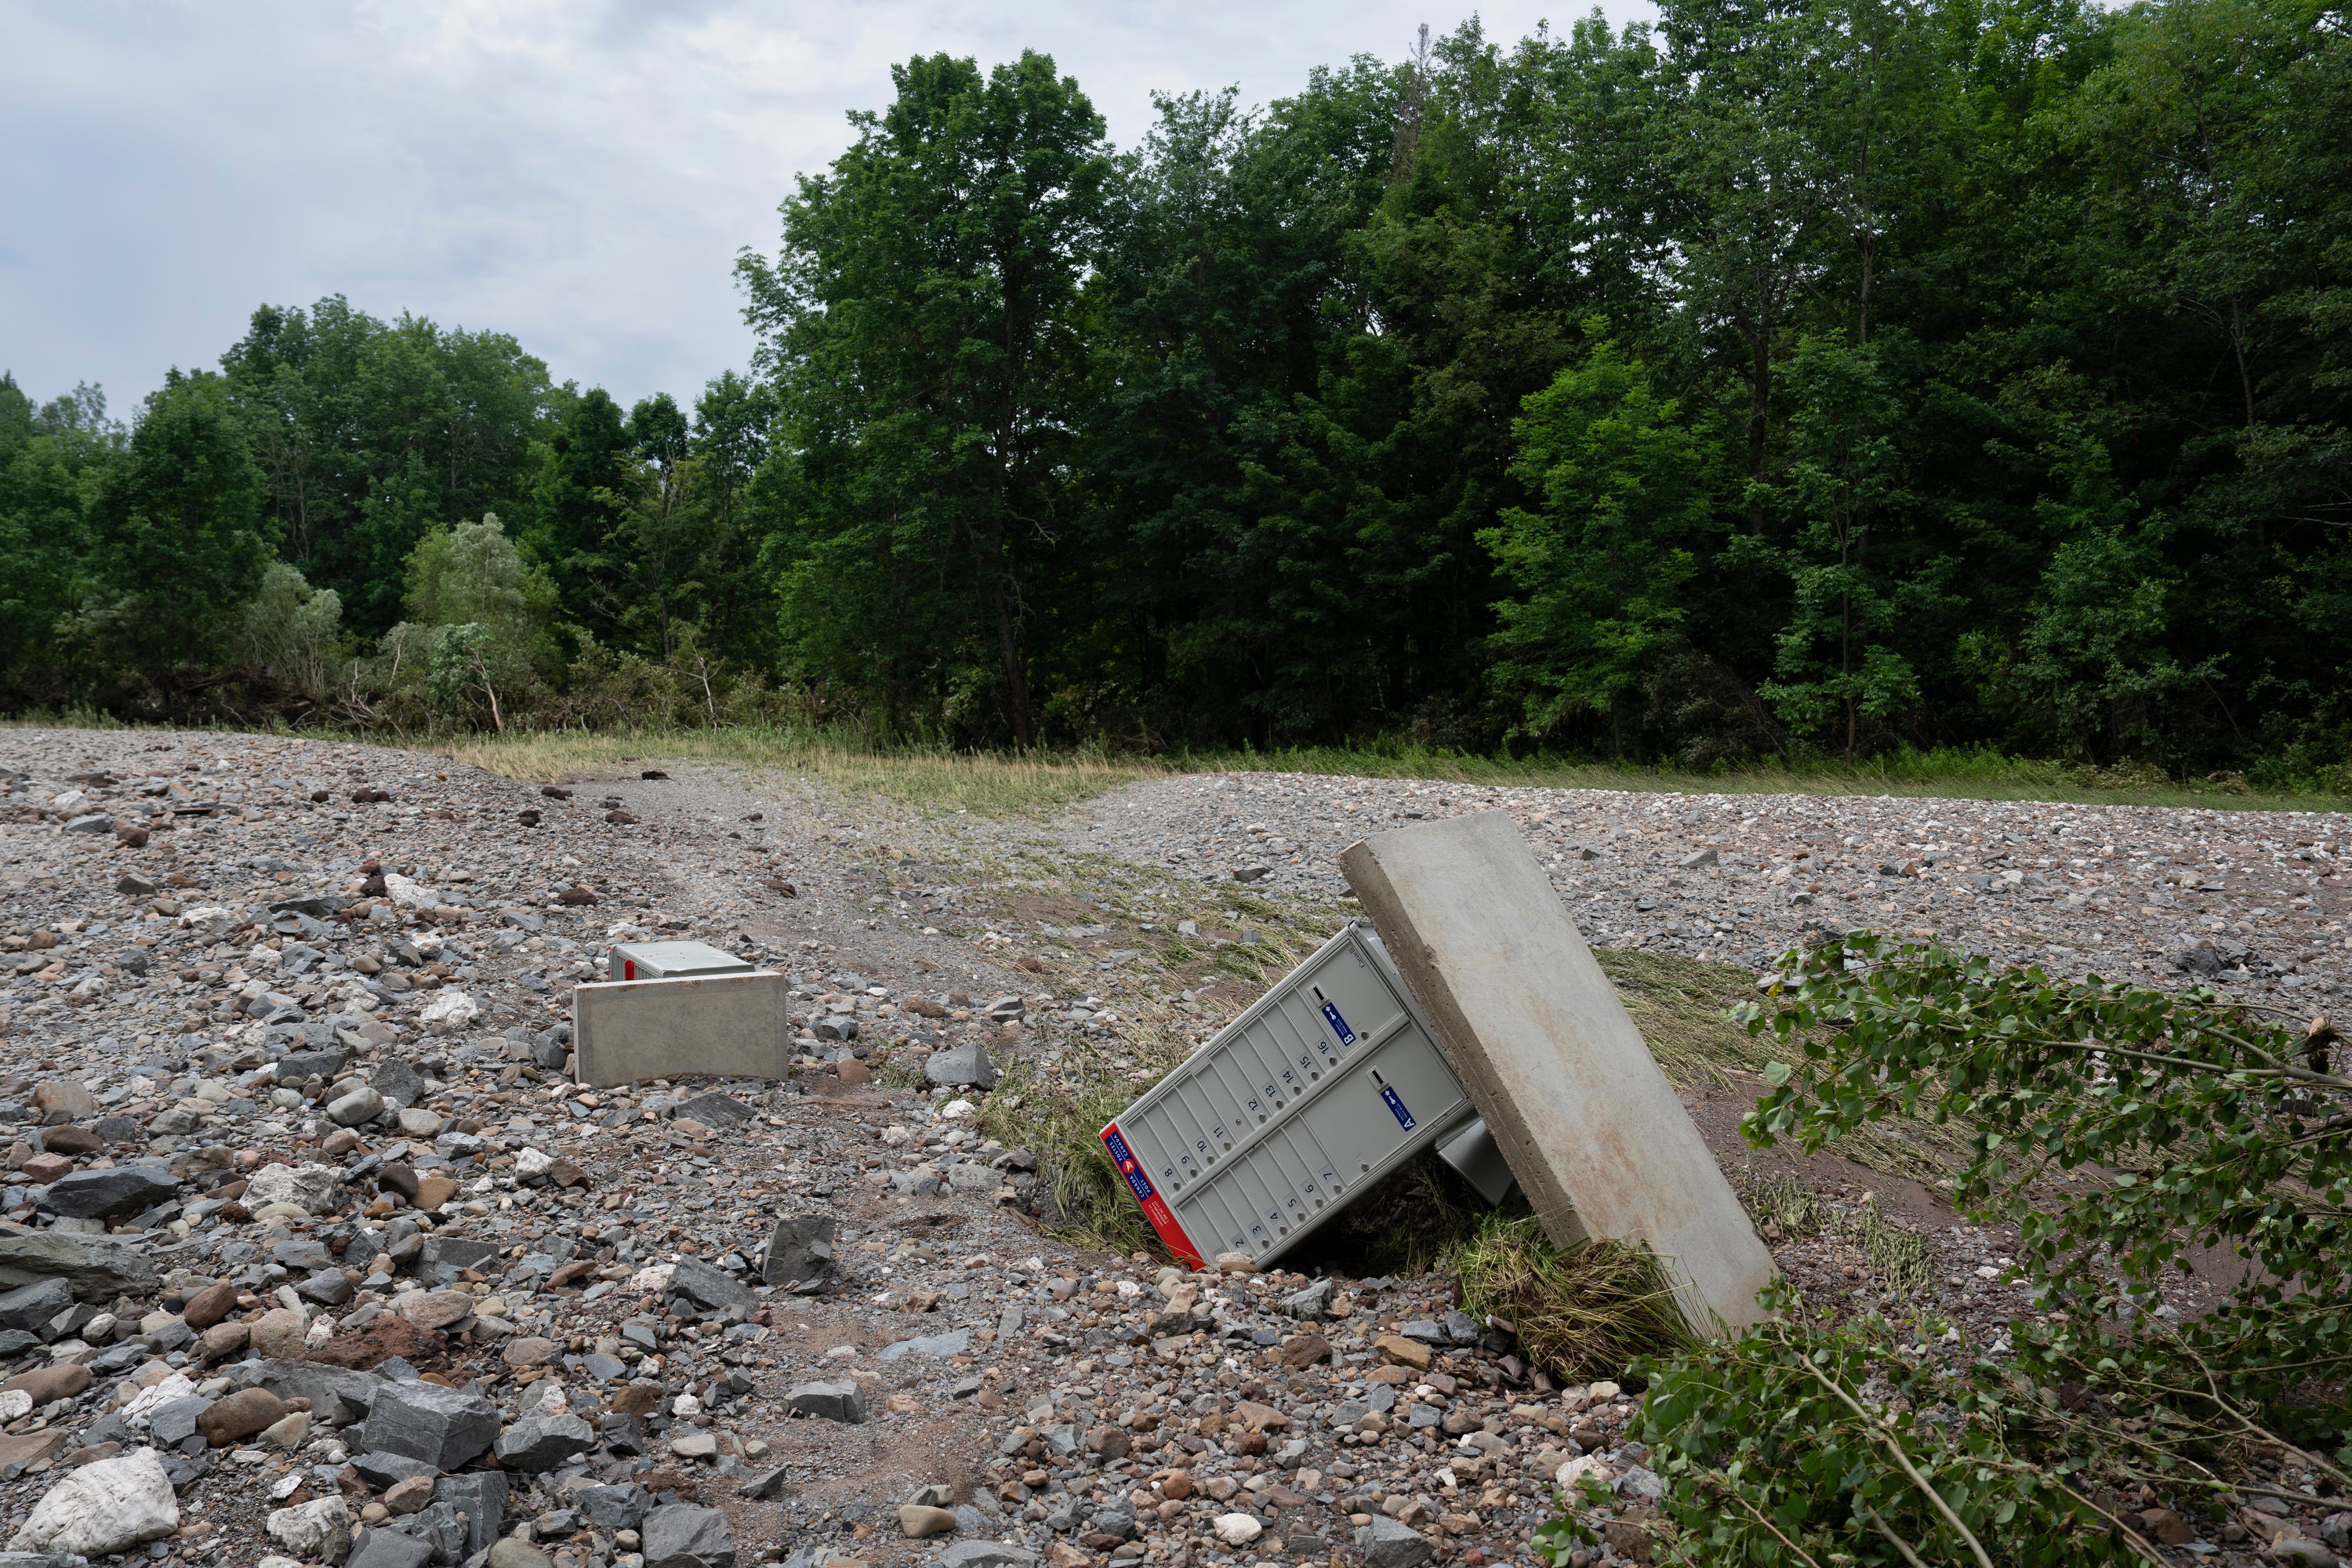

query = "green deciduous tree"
(1481, 329), (1725, 746)
(739, 49), (1112, 745)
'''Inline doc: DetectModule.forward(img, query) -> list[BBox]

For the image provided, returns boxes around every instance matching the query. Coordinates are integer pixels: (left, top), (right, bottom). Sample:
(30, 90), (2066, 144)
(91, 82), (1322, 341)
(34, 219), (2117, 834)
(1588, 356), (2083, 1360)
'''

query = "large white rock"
(7, 1446), (180, 1556)
(266, 1495), (352, 1561)
(1213, 1515), (1264, 1546)
(122, 1371), (198, 1425)
(419, 989), (481, 1028)
(244, 1161), (343, 1216)
(383, 873), (441, 910)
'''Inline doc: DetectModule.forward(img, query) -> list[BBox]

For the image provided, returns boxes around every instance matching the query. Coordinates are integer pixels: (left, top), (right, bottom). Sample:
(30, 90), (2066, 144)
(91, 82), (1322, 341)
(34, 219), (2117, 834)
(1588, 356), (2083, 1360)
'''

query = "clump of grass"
(977, 1037), (1189, 1258)
(1740, 1174), (1933, 1294)
(1455, 1212), (1699, 1382)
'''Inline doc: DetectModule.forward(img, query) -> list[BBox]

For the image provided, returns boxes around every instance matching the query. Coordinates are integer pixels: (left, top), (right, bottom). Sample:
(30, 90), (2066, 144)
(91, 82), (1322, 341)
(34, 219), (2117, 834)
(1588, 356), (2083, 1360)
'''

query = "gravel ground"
(1058, 770), (2352, 997)
(0, 730), (2339, 1568)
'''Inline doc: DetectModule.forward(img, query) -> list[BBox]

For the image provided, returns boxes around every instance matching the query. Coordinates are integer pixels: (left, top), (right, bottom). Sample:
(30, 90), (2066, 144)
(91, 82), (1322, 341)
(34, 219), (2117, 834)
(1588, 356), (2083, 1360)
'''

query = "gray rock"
(529, 1036), (568, 1070)
(1357, 1517), (1436, 1568)
(434, 1471), (506, 1555)
(811, 1014), (858, 1044)
(327, 1085), (384, 1127)
(226, 1359), (382, 1425)
(42, 1163), (177, 1220)
(1399, 1319), (1449, 1345)
(738, 1467), (789, 1501)
(492, 1412), (597, 1472)
(390, 1500), (466, 1563)
(0, 1278), (73, 1332)
(369, 1060), (425, 1108)
(2273, 1541), (2336, 1568)
(781, 1381), (865, 1423)
(275, 1048), (348, 1083)
(580, 1483), (652, 1530)
(1094, 1500), (1138, 1540)
(346, 1529), (435, 1568)
(147, 1396), (213, 1447)
(877, 1329), (972, 1360)
(90, 1116), (143, 1146)
(673, 1091), (754, 1127)
(667, 1255), (754, 1312)
(937, 1544), (1042, 1568)
(272, 1240), (334, 1272)
(760, 1214), (835, 1289)
(418, 1236), (501, 1274)
(1443, 1308), (1480, 1345)
(62, 813), (112, 834)
(360, 1379), (499, 1471)
(923, 1044), (998, 1091)
(0, 1241), (156, 1298)
(1279, 1279), (1334, 1320)
(642, 1502), (735, 1568)
(349, 1450), (438, 1490)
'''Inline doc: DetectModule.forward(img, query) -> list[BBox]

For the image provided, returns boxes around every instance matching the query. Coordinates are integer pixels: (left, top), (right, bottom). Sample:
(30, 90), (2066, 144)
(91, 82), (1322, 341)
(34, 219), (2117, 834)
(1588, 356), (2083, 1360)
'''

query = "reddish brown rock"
(39, 1126), (100, 1156)
(2, 1362), (90, 1404)
(198, 1386), (286, 1446)
(20, 1152), (72, 1183)
(305, 1314), (443, 1371)
(180, 1280), (240, 1331)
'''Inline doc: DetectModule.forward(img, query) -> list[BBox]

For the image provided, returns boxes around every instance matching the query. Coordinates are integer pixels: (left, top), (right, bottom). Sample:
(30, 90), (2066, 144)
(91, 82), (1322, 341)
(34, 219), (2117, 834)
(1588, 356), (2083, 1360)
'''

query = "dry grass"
(434, 726), (1165, 815)
(1598, 946), (1976, 1188)
(1455, 1213), (1700, 1381)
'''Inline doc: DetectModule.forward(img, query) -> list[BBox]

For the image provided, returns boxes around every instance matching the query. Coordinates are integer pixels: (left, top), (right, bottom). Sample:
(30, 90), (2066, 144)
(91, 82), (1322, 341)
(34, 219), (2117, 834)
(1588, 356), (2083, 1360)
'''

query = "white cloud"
(0, 0), (1650, 412)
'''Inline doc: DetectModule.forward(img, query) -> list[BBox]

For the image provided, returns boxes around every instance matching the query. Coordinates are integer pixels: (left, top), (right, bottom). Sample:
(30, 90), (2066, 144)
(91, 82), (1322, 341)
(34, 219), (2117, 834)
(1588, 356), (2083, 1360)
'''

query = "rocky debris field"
(0, 729), (2342, 1568)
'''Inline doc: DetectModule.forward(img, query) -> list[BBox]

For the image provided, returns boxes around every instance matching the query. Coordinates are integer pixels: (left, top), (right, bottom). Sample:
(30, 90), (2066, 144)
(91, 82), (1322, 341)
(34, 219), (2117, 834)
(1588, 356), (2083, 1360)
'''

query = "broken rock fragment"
(924, 1042), (998, 1089)
(760, 1214), (835, 1289)
(492, 1412), (597, 1472)
(642, 1502), (735, 1567)
(361, 1379), (500, 1472)
(782, 1381), (864, 1423)
(42, 1163), (177, 1220)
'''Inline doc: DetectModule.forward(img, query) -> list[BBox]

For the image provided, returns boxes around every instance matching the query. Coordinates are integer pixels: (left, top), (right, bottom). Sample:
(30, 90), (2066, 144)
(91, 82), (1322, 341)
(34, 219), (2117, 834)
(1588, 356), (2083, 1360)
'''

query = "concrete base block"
(572, 971), (790, 1088)
(1341, 811), (1777, 1333)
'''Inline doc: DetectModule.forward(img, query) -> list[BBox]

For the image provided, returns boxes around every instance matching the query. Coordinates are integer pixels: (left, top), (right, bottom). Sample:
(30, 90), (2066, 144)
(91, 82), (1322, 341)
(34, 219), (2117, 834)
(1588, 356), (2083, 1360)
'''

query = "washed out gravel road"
(0, 728), (2339, 1568)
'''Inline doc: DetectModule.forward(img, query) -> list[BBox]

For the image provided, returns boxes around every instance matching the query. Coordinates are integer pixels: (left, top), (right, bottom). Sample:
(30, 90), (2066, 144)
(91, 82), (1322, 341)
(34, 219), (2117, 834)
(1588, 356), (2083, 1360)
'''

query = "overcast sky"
(2, 0), (1653, 420)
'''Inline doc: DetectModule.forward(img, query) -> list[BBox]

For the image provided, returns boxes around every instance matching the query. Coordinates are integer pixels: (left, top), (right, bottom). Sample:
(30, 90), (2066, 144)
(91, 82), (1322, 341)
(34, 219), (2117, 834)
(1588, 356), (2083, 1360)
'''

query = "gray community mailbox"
(1099, 922), (1479, 1270)
(574, 942), (788, 1087)
(607, 940), (756, 982)
(1341, 811), (1777, 1332)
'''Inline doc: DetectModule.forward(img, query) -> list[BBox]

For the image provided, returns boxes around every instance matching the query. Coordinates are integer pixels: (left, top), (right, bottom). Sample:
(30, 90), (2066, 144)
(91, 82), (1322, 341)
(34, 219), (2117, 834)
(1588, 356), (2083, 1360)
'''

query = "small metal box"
(1100, 921), (1474, 1269)
(607, 940), (754, 982)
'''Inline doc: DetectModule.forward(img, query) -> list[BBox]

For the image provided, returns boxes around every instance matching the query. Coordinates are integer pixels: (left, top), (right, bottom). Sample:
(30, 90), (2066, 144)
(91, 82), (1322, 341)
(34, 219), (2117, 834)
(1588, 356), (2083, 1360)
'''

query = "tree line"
(5, 0), (2348, 779)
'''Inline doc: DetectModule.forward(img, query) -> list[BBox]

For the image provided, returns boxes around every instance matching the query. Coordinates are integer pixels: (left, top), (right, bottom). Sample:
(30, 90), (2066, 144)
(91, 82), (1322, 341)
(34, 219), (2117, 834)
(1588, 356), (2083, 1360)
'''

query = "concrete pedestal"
(1341, 811), (1776, 1332)
(572, 971), (789, 1088)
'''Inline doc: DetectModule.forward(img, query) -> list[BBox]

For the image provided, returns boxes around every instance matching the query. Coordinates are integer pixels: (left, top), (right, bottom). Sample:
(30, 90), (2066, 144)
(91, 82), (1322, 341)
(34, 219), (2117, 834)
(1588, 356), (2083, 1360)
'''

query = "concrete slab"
(1340, 811), (1776, 1332)
(572, 971), (790, 1088)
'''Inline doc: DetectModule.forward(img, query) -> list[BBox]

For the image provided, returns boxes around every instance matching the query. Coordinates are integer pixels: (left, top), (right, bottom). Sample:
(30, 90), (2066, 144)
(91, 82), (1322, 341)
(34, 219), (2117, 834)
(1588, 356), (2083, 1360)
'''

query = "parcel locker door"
(1298, 939), (1410, 1055)
(1358, 1031), (1473, 1135)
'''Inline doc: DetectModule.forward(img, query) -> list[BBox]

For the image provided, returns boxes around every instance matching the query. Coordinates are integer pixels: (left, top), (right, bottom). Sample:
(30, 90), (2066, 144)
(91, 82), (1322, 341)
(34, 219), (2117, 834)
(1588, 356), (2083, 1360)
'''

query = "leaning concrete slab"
(572, 971), (789, 1088)
(1341, 811), (1777, 1332)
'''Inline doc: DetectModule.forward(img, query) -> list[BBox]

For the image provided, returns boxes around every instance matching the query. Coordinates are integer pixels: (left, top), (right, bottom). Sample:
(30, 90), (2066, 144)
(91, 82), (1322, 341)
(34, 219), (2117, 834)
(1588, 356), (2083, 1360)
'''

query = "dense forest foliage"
(5, 0), (2349, 779)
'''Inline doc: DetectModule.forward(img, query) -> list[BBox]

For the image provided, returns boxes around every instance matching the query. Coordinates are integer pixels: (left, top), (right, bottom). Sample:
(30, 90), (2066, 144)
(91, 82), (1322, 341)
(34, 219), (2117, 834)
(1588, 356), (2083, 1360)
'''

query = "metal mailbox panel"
(1101, 922), (1473, 1269)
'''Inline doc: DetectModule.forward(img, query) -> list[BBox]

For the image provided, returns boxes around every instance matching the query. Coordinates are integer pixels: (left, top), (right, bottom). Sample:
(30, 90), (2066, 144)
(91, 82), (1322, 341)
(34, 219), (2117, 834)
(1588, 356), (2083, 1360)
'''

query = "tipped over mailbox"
(1100, 811), (1776, 1335)
(1098, 922), (1475, 1270)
